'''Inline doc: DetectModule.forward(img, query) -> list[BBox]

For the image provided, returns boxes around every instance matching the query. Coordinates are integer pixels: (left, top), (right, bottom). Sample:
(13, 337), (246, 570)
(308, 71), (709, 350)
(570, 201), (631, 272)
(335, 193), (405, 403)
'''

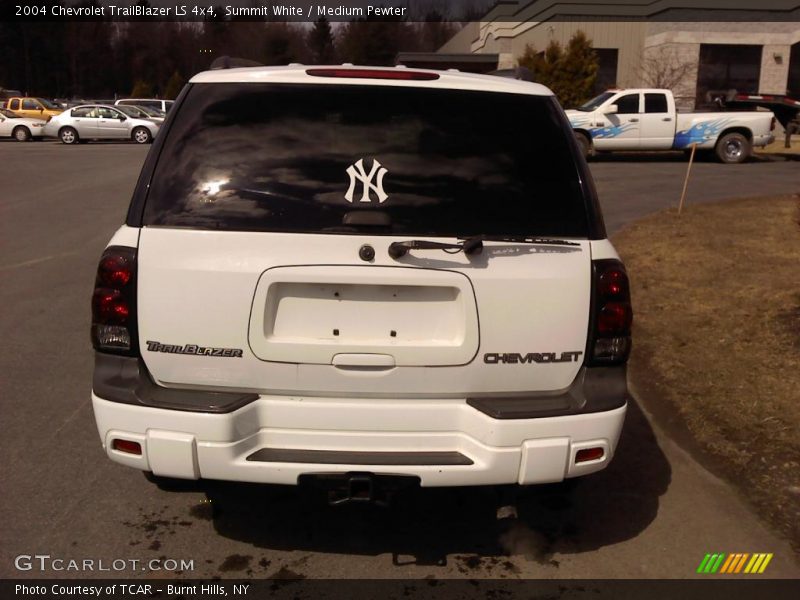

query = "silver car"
(116, 104), (165, 125)
(43, 104), (159, 144)
(0, 108), (47, 141)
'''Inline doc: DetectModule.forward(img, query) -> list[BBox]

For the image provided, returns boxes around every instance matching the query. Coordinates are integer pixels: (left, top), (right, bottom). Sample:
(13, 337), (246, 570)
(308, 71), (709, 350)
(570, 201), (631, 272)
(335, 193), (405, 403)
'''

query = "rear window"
(143, 83), (590, 237)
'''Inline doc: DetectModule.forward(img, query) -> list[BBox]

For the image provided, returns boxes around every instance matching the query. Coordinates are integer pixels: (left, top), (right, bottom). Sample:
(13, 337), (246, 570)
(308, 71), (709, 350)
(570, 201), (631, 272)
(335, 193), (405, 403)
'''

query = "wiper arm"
(460, 235), (581, 248)
(388, 238), (483, 259)
(388, 236), (580, 259)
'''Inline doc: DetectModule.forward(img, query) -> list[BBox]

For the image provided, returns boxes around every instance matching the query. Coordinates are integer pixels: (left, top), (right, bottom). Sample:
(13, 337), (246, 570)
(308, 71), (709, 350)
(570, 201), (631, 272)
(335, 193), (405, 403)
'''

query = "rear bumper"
(753, 132), (774, 147)
(91, 355), (628, 487)
(92, 393), (625, 487)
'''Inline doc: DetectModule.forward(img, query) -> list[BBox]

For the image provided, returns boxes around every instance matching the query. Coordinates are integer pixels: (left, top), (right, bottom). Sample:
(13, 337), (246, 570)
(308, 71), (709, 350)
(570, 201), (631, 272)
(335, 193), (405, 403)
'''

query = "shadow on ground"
(159, 397), (670, 568)
(588, 151), (787, 164)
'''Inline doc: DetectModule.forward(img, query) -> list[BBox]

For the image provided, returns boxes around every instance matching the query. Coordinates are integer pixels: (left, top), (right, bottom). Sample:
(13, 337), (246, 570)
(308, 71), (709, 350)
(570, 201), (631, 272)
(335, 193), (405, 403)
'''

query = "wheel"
(13, 126), (31, 142)
(132, 127), (152, 144)
(59, 127), (79, 145)
(574, 132), (592, 159)
(715, 132), (750, 164)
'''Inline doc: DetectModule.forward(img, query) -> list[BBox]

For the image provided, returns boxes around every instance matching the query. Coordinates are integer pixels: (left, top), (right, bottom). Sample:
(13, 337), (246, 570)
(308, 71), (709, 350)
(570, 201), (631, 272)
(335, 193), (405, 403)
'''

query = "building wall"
(506, 19), (647, 88)
(644, 23), (800, 99)
(439, 18), (800, 104)
(438, 22), (480, 54)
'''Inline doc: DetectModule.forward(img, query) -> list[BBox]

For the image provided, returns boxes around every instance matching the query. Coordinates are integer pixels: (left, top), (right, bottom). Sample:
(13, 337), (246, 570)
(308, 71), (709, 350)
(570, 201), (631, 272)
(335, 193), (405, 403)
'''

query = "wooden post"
(678, 143), (697, 215)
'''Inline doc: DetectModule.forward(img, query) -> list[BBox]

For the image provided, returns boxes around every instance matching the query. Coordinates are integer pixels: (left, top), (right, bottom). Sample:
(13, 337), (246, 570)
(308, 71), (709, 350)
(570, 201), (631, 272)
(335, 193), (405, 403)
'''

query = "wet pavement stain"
(218, 554), (252, 572)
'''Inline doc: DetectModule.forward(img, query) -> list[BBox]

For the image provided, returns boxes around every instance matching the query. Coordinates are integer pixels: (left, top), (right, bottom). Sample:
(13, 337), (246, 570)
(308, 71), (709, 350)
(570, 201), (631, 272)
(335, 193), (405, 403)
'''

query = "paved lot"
(1, 142), (798, 579)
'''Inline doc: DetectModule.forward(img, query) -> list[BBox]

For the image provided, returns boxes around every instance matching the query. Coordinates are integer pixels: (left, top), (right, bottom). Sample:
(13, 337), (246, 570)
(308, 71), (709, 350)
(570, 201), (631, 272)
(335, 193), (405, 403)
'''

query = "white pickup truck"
(567, 88), (775, 163)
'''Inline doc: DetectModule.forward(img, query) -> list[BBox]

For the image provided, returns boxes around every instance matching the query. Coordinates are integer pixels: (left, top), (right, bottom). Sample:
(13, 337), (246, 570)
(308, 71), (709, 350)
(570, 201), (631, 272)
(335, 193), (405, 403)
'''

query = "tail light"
(586, 259), (632, 365)
(91, 246), (138, 355)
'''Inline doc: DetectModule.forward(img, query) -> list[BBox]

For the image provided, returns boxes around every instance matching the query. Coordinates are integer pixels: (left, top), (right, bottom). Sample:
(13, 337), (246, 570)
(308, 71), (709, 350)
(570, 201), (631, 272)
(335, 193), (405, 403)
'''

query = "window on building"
(696, 44), (762, 107)
(593, 49), (619, 95)
(789, 42), (800, 97)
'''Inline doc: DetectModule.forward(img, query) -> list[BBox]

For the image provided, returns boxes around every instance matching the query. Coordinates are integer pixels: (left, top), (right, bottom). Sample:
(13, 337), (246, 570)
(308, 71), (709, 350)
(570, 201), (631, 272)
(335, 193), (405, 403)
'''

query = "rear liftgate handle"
(332, 353), (396, 369)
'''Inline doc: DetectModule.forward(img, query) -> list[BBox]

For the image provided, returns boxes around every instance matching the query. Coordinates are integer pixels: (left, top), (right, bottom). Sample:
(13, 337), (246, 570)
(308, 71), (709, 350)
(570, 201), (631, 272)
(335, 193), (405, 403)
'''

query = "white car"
(0, 108), (46, 141)
(91, 65), (632, 500)
(115, 98), (174, 113)
(43, 104), (159, 144)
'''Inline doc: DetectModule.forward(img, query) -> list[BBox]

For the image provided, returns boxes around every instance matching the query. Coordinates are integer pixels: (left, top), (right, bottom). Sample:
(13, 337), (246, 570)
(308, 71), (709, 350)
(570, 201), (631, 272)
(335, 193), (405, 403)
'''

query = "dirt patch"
(613, 194), (800, 551)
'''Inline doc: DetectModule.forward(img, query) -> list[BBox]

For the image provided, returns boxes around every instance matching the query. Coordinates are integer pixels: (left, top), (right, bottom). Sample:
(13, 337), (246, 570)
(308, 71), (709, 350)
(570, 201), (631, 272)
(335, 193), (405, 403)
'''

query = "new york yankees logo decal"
(345, 158), (389, 203)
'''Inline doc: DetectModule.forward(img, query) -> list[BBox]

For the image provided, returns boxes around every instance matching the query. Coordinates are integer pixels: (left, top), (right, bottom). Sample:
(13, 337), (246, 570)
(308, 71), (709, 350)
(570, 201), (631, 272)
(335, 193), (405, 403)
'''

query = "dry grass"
(754, 137), (800, 155)
(613, 194), (800, 549)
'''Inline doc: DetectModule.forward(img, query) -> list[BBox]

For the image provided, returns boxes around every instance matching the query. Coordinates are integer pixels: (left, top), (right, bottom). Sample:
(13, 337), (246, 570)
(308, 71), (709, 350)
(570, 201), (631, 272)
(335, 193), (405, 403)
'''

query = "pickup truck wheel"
(59, 127), (79, 145)
(715, 132), (750, 164)
(574, 132), (592, 159)
(13, 126), (31, 142)
(132, 127), (152, 144)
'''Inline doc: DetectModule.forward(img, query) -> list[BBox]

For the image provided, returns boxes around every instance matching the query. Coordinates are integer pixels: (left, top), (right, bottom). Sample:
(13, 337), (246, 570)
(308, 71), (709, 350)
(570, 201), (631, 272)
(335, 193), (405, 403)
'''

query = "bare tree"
(639, 46), (696, 90)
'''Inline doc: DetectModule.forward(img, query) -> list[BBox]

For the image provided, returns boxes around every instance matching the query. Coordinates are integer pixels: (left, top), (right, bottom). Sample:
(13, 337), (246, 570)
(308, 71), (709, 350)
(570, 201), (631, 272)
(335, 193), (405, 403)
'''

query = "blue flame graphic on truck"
(673, 118), (732, 148)
(569, 117), (635, 139)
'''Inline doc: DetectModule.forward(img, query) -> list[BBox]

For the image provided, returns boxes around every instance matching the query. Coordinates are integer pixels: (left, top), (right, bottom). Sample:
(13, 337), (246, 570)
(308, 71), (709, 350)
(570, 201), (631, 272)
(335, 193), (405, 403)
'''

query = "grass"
(612, 194), (800, 551)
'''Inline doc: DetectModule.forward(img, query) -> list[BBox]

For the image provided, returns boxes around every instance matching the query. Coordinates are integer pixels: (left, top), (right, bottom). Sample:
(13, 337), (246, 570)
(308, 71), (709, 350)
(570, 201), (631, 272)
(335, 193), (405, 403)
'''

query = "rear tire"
(575, 132), (592, 160)
(13, 126), (31, 142)
(59, 127), (79, 145)
(715, 132), (750, 164)
(132, 126), (152, 144)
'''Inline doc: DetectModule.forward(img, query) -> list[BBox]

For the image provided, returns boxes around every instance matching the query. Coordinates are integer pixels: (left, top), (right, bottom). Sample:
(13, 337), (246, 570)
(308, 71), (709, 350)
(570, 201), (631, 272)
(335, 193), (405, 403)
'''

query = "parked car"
(115, 98), (174, 113)
(0, 107), (46, 141)
(44, 104), (159, 144)
(91, 65), (632, 498)
(116, 104), (165, 125)
(0, 88), (23, 100)
(3, 97), (63, 120)
(567, 88), (775, 163)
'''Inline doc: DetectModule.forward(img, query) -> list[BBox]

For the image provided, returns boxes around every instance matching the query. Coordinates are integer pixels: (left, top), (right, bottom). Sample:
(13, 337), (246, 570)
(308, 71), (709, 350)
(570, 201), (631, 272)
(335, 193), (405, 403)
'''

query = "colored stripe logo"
(697, 553), (773, 574)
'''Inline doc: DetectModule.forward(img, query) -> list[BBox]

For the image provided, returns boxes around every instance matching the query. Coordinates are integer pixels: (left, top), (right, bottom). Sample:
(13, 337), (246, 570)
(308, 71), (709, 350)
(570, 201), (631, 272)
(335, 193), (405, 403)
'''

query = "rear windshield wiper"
(388, 239), (481, 259)
(461, 235), (581, 248)
(388, 235), (580, 259)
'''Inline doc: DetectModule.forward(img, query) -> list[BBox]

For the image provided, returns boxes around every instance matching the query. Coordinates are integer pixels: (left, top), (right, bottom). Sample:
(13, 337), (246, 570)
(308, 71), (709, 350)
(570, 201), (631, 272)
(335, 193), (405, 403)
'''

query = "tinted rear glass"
(143, 83), (589, 237)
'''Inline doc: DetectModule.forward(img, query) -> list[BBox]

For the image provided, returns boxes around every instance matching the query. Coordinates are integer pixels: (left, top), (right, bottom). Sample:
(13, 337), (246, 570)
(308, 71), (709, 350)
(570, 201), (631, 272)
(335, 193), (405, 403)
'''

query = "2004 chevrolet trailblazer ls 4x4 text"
(90, 65), (633, 497)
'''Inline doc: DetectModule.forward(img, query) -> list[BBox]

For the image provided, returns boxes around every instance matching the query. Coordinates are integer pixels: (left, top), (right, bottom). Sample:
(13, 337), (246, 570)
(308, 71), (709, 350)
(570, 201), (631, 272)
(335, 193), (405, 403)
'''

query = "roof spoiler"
(210, 56), (264, 70)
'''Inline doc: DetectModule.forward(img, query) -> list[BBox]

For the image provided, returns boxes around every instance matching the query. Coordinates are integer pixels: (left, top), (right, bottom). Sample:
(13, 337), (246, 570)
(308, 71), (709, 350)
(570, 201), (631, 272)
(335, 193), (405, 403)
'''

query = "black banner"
(3, 0), (800, 22)
(3, 579), (800, 600)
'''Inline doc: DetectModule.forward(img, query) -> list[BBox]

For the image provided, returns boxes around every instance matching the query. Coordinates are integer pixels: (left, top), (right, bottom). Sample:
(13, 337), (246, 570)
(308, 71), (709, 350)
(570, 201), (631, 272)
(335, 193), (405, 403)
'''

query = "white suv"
(115, 98), (174, 113)
(91, 65), (632, 498)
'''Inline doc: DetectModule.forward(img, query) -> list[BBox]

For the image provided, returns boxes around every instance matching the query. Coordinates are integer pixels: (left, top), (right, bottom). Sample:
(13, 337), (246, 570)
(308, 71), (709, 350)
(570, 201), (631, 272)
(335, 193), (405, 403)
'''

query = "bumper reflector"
(112, 439), (142, 455)
(575, 447), (604, 463)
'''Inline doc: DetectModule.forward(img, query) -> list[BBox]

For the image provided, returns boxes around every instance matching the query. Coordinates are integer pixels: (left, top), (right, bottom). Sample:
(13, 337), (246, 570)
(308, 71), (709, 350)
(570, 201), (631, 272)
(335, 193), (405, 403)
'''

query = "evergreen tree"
(517, 31), (598, 108)
(308, 17), (336, 64)
(558, 31), (598, 108)
(130, 79), (154, 98)
(163, 70), (185, 99)
(338, 19), (415, 66)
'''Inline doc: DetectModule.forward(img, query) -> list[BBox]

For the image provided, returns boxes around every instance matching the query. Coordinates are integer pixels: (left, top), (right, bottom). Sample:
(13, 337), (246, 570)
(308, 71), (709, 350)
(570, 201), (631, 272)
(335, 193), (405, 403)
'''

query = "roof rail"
(210, 56), (264, 70)
(488, 67), (534, 82)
